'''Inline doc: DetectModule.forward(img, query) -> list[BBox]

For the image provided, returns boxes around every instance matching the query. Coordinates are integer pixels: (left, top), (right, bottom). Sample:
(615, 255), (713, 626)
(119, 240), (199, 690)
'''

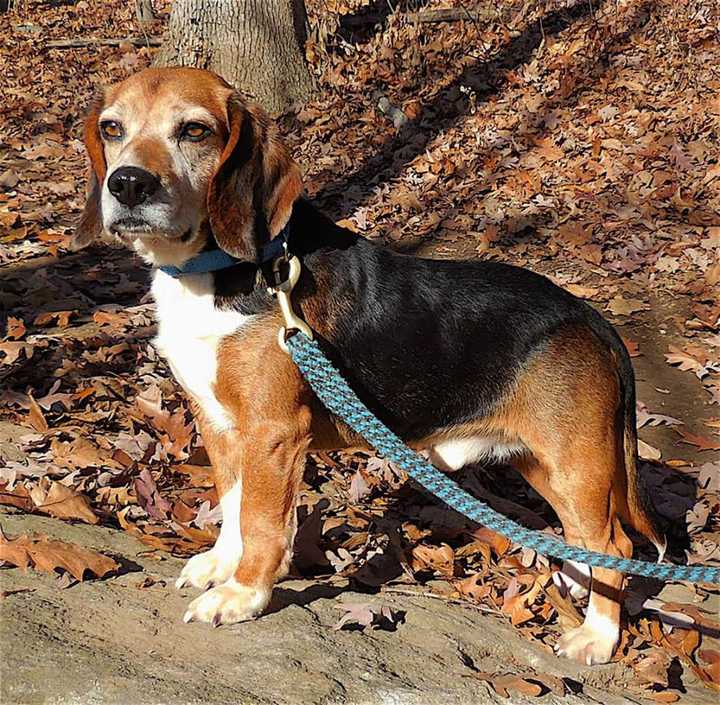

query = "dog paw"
(175, 548), (240, 591)
(555, 622), (618, 665)
(183, 581), (271, 626)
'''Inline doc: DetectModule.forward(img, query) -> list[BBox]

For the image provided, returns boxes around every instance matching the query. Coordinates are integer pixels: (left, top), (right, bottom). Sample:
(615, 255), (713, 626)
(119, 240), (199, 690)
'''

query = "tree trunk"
(155, 0), (315, 114)
(135, 0), (156, 28)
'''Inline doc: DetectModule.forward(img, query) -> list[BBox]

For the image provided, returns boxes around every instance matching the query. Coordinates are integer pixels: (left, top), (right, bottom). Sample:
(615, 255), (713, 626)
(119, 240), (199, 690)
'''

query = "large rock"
(0, 511), (707, 705)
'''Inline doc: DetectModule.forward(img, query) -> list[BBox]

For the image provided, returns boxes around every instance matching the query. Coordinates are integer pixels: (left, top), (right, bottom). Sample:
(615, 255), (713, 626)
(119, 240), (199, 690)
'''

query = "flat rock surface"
(3, 511), (714, 705)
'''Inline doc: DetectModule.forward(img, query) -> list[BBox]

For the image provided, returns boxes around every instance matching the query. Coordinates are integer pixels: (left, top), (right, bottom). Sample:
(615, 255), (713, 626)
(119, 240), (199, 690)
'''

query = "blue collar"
(158, 226), (289, 278)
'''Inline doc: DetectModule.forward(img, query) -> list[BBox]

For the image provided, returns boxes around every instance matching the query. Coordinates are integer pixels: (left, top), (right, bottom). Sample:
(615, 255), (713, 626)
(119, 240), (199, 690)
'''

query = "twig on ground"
(380, 585), (502, 615)
(46, 37), (162, 49)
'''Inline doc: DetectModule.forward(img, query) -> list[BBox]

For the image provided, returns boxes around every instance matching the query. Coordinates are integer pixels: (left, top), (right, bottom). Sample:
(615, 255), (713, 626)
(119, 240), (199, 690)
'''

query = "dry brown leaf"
(96, 486), (133, 507)
(622, 337), (641, 358)
(665, 347), (715, 380)
(638, 439), (662, 460)
(565, 283), (599, 299)
(93, 310), (128, 328)
(648, 692), (680, 703)
(455, 572), (492, 602)
(33, 480), (99, 525)
(172, 499), (197, 524)
(333, 602), (400, 631)
(698, 649), (720, 686)
(676, 428), (720, 452)
(26, 393), (49, 433)
(471, 527), (511, 556)
(543, 582), (583, 628)
(606, 296), (649, 317)
(0, 341), (34, 364)
(0, 168), (19, 189)
(134, 467), (172, 520)
(410, 543), (456, 577)
(634, 650), (671, 688)
(455, 540), (491, 563)
(5, 316), (26, 340)
(0, 530), (118, 581)
(0, 484), (34, 512)
(706, 260), (720, 287)
(472, 672), (544, 698)
(33, 310), (74, 328)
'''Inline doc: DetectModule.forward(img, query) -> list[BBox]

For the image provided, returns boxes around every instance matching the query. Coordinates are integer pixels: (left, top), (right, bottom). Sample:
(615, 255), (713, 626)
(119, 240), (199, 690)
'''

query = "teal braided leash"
(286, 333), (720, 584)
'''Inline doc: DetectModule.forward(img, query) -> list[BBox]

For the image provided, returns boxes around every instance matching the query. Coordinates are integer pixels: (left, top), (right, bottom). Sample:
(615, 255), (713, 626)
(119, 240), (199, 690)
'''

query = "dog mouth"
(110, 218), (191, 242)
(110, 217), (155, 235)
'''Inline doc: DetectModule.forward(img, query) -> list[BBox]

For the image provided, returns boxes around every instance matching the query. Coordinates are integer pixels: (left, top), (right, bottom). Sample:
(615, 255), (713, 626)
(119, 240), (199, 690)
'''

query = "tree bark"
(135, 0), (156, 28)
(155, 0), (315, 114)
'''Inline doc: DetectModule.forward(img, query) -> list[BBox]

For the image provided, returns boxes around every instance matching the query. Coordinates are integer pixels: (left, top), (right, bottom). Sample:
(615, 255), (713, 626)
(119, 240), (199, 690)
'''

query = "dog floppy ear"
(71, 97), (106, 251)
(207, 96), (302, 261)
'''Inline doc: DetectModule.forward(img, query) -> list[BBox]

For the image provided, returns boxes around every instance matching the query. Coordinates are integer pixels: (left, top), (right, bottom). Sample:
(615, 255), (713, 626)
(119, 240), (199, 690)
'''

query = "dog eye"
(100, 121), (124, 140)
(181, 122), (212, 142)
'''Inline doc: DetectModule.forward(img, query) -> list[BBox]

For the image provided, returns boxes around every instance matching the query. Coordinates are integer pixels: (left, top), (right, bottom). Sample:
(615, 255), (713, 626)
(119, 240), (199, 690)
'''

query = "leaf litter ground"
(1, 1), (719, 702)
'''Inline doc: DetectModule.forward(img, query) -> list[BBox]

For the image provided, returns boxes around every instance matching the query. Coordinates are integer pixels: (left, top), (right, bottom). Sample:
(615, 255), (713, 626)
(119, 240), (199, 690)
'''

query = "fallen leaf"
(606, 296), (649, 316)
(134, 468), (172, 520)
(26, 393), (49, 433)
(0, 341), (35, 364)
(0, 168), (19, 190)
(333, 602), (401, 631)
(410, 543), (456, 577)
(456, 573), (492, 602)
(565, 283), (599, 299)
(349, 468), (371, 503)
(697, 461), (720, 492)
(5, 317), (26, 340)
(636, 402), (682, 429)
(33, 480), (99, 525)
(471, 527), (511, 556)
(638, 439), (662, 460)
(698, 649), (720, 686)
(622, 337), (641, 357)
(0, 484), (34, 511)
(472, 672), (544, 698)
(676, 428), (720, 452)
(648, 692), (680, 703)
(192, 499), (222, 529)
(33, 310), (74, 328)
(0, 529), (118, 581)
(665, 346), (717, 380)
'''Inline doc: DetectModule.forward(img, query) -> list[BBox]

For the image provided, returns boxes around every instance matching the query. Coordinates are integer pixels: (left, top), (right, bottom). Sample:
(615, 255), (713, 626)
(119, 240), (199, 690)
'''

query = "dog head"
(74, 67), (302, 266)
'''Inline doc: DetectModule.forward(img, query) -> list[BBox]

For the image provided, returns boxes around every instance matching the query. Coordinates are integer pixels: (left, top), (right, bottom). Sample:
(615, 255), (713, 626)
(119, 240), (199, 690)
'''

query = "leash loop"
(269, 251), (313, 352)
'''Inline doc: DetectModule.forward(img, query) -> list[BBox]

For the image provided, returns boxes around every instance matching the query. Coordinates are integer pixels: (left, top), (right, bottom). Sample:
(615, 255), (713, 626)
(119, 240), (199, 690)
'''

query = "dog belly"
(428, 436), (527, 471)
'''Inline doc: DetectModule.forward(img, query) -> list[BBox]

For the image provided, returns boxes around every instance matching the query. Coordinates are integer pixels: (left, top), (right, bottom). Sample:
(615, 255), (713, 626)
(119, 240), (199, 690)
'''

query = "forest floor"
(1, 1), (719, 704)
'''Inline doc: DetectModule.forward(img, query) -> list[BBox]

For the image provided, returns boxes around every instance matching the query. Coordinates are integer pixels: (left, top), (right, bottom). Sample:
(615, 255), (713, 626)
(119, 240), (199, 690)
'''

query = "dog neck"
(211, 198), (360, 312)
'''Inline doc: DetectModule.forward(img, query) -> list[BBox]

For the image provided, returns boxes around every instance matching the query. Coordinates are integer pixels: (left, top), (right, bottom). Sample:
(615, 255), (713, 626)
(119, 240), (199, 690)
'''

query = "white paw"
(553, 561), (590, 600)
(555, 622), (618, 665)
(183, 581), (271, 626)
(175, 548), (241, 591)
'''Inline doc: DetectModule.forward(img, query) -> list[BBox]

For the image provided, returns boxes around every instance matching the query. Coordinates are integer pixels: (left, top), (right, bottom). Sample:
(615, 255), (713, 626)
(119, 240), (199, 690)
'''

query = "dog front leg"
(176, 429), (244, 592)
(182, 420), (310, 626)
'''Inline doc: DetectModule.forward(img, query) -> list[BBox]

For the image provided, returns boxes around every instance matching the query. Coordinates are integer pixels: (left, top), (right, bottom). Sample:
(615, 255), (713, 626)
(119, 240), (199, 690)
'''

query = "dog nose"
(107, 166), (160, 208)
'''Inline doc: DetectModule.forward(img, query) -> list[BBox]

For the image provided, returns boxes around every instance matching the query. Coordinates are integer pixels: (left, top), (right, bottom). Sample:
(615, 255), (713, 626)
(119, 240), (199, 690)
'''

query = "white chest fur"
(151, 270), (251, 431)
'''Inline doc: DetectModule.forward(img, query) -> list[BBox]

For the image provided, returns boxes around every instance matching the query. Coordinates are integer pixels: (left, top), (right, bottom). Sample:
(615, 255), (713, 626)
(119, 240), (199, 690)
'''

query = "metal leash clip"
(268, 245), (313, 352)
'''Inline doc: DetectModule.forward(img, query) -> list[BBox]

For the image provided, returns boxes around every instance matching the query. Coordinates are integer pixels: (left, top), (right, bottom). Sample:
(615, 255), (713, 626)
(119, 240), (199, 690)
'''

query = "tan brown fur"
(209, 314), (313, 587)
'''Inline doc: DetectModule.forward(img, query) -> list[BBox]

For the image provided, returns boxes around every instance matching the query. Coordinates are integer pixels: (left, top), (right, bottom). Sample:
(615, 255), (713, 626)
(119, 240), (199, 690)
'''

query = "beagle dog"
(74, 67), (664, 666)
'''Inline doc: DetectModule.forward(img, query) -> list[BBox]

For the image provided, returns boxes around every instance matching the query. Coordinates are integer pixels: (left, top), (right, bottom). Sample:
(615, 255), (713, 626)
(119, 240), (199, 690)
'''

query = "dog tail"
(588, 309), (667, 559)
(614, 340), (667, 560)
